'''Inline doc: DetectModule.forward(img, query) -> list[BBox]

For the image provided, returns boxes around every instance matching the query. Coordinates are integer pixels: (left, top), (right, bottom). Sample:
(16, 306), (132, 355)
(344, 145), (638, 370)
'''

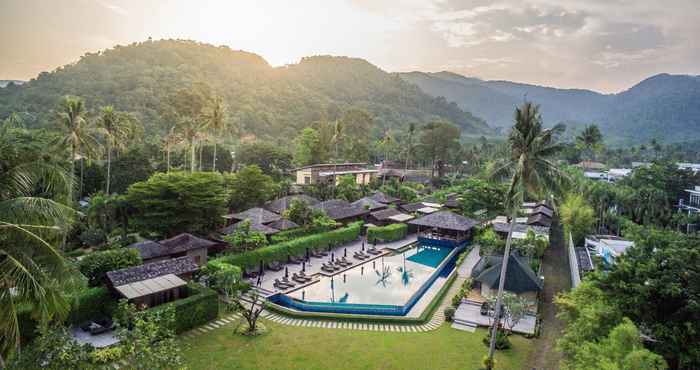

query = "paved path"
(525, 218), (571, 370)
(457, 244), (481, 277)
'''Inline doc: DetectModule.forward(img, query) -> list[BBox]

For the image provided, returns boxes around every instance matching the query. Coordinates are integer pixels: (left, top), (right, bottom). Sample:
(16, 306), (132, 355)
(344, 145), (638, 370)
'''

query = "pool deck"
(250, 234), (418, 295)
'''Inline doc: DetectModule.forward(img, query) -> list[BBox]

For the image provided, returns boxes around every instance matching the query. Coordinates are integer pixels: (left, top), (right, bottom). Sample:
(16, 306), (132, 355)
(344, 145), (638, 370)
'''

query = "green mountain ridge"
(401, 71), (700, 144)
(0, 40), (491, 143)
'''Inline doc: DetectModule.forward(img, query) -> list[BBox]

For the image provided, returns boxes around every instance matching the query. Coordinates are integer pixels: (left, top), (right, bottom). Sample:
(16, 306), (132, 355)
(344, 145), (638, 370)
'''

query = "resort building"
(678, 186), (700, 214)
(106, 256), (198, 308)
(223, 207), (282, 225)
(368, 191), (401, 205)
(576, 160), (606, 171)
(400, 201), (442, 215)
(264, 194), (319, 215)
(312, 199), (370, 224)
(585, 235), (634, 265)
(129, 233), (216, 266)
(351, 196), (388, 212)
(292, 163), (378, 186)
(470, 252), (543, 306)
(409, 210), (479, 247)
(368, 207), (414, 226)
(490, 222), (550, 240)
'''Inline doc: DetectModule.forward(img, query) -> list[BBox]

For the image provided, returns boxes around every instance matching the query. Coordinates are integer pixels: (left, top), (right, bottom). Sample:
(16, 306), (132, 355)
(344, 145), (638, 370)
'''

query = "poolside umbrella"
(331, 253), (334, 261)
(259, 260), (264, 276)
(361, 266), (364, 275)
(285, 266), (289, 278)
(362, 240), (365, 250)
(302, 290), (305, 300)
(344, 248), (347, 257)
(302, 261), (306, 272)
(343, 274), (346, 283)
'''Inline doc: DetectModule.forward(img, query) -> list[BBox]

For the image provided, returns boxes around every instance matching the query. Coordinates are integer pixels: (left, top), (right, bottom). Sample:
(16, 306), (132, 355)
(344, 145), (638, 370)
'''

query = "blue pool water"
(273, 243), (462, 315)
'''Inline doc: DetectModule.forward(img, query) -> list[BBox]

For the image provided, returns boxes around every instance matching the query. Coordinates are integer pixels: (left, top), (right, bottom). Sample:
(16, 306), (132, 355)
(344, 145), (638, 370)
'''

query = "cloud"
(96, 0), (128, 16)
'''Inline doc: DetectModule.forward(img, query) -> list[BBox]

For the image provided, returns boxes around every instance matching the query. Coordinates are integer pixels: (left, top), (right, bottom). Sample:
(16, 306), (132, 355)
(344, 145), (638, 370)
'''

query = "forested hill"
(401, 71), (700, 144)
(0, 39), (491, 142)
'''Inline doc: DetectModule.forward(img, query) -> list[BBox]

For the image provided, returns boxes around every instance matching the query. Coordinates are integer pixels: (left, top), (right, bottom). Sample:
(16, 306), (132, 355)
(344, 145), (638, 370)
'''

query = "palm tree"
(404, 122), (416, 172)
(96, 106), (135, 194)
(55, 96), (98, 202)
(206, 96), (227, 172)
(331, 120), (343, 197)
(486, 102), (566, 367)
(0, 120), (76, 366)
(161, 126), (180, 172)
(176, 117), (205, 173)
(575, 124), (603, 161)
(381, 129), (393, 186)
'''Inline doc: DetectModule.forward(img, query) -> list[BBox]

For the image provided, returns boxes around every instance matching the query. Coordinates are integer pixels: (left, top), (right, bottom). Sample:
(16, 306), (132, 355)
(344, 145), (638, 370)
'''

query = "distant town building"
(678, 186), (700, 214)
(292, 163), (378, 186)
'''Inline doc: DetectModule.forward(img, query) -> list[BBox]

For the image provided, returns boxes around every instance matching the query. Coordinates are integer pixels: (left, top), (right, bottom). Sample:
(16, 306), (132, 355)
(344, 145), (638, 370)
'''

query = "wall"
(567, 232), (581, 288)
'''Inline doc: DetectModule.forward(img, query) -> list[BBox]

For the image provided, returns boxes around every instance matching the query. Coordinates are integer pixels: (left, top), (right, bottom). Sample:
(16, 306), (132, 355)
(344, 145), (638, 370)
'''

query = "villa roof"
(115, 274), (187, 300)
(224, 207), (281, 224)
(221, 220), (279, 236)
(576, 160), (606, 170)
(292, 162), (367, 171)
(531, 205), (553, 218)
(106, 256), (198, 287)
(313, 199), (369, 221)
(444, 194), (460, 208)
(129, 240), (169, 260)
(351, 197), (387, 211)
(370, 208), (404, 221)
(408, 211), (479, 232)
(471, 252), (543, 293)
(527, 213), (552, 227)
(400, 202), (430, 213)
(263, 195), (319, 214)
(133, 234), (216, 260)
(491, 222), (549, 237)
(267, 218), (300, 231)
(369, 191), (400, 204)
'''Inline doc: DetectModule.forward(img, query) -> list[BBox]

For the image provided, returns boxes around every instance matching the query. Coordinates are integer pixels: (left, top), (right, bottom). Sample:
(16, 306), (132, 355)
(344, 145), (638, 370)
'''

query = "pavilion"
(408, 210), (479, 247)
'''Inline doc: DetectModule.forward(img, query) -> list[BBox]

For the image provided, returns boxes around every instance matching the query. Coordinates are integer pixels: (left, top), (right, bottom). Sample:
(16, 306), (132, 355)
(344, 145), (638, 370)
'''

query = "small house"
(293, 163), (378, 186)
(470, 252), (543, 305)
(408, 210), (479, 247)
(313, 199), (370, 224)
(368, 208), (414, 226)
(130, 233), (216, 266)
(264, 194), (319, 215)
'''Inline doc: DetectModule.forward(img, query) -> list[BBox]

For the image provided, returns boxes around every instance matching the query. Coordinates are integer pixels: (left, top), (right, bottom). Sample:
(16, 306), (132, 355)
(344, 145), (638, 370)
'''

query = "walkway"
(525, 218), (571, 369)
(457, 244), (481, 276)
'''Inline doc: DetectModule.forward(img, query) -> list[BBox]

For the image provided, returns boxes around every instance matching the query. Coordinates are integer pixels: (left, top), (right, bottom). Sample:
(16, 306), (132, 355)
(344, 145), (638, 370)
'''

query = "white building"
(678, 186), (700, 214)
(585, 235), (634, 265)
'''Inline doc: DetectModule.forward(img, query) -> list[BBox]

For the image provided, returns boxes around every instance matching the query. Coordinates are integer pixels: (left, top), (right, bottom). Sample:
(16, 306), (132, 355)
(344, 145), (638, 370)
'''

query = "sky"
(1, 0), (698, 93)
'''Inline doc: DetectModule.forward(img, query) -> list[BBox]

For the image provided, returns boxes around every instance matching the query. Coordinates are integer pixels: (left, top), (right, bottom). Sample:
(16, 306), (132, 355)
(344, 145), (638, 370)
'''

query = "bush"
(444, 306), (456, 322)
(483, 329), (511, 350)
(78, 248), (142, 286)
(79, 227), (107, 247)
(91, 347), (123, 364)
(269, 221), (335, 244)
(67, 287), (118, 324)
(481, 355), (496, 370)
(216, 221), (363, 270)
(149, 283), (218, 333)
(366, 223), (408, 243)
(451, 278), (473, 308)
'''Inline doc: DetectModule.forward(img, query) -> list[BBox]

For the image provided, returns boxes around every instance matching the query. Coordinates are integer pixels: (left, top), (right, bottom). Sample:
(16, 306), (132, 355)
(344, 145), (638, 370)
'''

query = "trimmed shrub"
(78, 248), (142, 286)
(444, 306), (456, 322)
(483, 329), (511, 350)
(269, 223), (333, 244)
(216, 221), (363, 270)
(366, 223), (408, 243)
(149, 283), (218, 333)
(67, 287), (118, 324)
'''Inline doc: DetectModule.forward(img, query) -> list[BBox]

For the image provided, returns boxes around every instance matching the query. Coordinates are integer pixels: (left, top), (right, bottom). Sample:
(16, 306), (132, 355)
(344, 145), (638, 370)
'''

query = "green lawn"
(182, 320), (533, 370)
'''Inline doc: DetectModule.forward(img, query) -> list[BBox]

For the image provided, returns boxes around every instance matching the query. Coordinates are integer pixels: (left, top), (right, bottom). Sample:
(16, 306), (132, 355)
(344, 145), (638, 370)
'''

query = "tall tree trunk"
(199, 142), (203, 171)
(212, 141), (218, 172)
(79, 157), (84, 198)
(190, 140), (196, 173)
(106, 141), (112, 194)
(166, 146), (171, 172)
(486, 209), (517, 368)
(69, 146), (76, 203)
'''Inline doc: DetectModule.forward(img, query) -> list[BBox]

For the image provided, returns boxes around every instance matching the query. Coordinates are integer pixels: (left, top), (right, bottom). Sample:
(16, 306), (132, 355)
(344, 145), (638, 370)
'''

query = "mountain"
(400, 71), (700, 144)
(0, 80), (25, 88)
(0, 40), (491, 143)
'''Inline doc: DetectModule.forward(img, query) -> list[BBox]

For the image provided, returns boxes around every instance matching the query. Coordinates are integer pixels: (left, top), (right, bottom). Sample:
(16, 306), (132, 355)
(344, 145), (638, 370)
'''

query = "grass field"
(182, 320), (533, 370)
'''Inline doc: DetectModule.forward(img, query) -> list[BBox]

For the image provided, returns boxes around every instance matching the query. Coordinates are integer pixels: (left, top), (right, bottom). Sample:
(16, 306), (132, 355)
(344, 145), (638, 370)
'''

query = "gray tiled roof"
(531, 205), (553, 218)
(491, 222), (550, 236)
(527, 213), (552, 227)
(263, 195), (319, 214)
(351, 197), (387, 211)
(471, 252), (543, 293)
(221, 220), (279, 236)
(370, 208), (403, 220)
(267, 218), (300, 231)
(408, 211), (479, 232)
(227, 207), (281, 224)
(131, 234), (216, 260)
(106, 256), (198, 286)
(369, 191), (400, 204)
(313, 199), (370, 221)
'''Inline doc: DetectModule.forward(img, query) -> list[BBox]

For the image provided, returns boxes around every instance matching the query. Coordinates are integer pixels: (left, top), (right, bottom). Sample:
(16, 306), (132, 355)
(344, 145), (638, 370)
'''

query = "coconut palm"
(331, 120), (343, 198)
(0, 120), (76, 365)
(175, 117), (206, 173)
(486, 102), (566, 367)
(404, 122), (416, 172)
(96, 106), (136, 194)
(55, 96), (99, 202)
(575, 124), (603, 161)
(161, 126), (181, 172)
(206, 96), (227, 172)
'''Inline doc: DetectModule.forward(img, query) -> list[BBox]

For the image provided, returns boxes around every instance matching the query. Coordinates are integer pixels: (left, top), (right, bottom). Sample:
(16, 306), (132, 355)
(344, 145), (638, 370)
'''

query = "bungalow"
(368, 208), (414, 226)
(369, 191), (401, 205)
(223, 207), (281, 225)
(313, 199), (370, 224)
(263, 194), (319, 215)
(129, 233), (216, 266)
(292, 163), (378, 186)
(220, 220), (279, 237)
(351, 197), (388, 212)
(470, 252), (543, 305)
(408, 210), (479, 247)
(106, 256), (198, 308)
(266, 218), (300, 231)
(400, 201), (441, 215)
(491, 222), (550, 240)
(585, 235), (634, 265)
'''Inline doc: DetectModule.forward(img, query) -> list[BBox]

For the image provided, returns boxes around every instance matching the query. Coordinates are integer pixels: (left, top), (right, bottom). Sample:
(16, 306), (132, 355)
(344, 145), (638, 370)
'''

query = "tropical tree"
(418, 121), (461, 179)
(486, 102), (566, 367)
(206, 95), (227, 171)
(0, 120), (76, 365)
(576, 124), (603, 161)
(404, 122), (417, 171)
(96, 106), (137, 194)
(560, 193), (596, 246)
(225, 165), (276, 211)
(293, 127), (325, 166)
(161, 126), (180, 172)
(55, 96), (99, 202)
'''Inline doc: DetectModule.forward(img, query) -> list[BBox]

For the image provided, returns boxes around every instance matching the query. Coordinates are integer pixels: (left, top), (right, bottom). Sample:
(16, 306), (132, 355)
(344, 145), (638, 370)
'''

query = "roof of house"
(129, 240), (169, 260)
(263, 194), (319, 214)
(221, 220), (279, 236)
(577, 160), (606, 170)
(408, 211), (479, 232)
(133, 233), (216, 260)
(114, 274), (187, 299)
(531, 205), (553, 218)
(379, 168), (404, 178)
(575, 247), (594, 274)
(527, 213), (552, 227)
(444, 194), (460, 208)
(224, 207), (281, 223)
(267, 218), (300, 231)
(369, 191), (400, 204)
(106, 256), (198, 287)
(491, 222), (549, 237)
(292, 162), (367, 171)
(313, 199), (369, 221)
(351, 197), (387, 211)
(471, 252), (543, 293)
(319, 169), (379, 176)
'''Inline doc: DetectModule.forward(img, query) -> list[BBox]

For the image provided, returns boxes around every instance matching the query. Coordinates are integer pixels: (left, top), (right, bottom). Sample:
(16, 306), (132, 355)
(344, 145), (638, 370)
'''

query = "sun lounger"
(367, 248), (381, 255)
(341, 257), (353, 266)
(353, 252), (367, 260)
(293, 273), (312, 282)
(274, 279), (293, 289)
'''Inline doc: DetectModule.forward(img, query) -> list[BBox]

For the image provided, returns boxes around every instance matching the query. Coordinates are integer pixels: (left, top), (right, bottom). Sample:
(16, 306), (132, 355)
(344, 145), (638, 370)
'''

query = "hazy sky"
(1, 0), (698, 92)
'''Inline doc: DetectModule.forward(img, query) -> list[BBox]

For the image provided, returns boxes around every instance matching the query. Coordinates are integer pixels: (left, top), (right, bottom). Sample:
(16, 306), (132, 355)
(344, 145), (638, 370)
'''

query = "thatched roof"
(351, 197), (387, 211)
(369, 191), (400, 204)
(221, 220), (279, 236)
(133, 233), (216, 260)
(129, 240), (168, 260)
(471, 252), (542, 293)
(313, 199), (369, 221)
(370, 208), (402, 220)
(225, 207), (281, 224)
(264, 195), (319, 214)
(527, 213), (552, 227)
(531, 205), (553, 218)
(107, 256), (198, 287)
(408, 211), (479, 232)
(267, 218), (300, 231)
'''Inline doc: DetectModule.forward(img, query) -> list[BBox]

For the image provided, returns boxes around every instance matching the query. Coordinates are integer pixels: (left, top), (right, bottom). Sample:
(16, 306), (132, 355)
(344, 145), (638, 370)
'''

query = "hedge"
(269, 224), (333, 244)
(217, 221), (363, 269)
(149, 283), (218, 333)
(67, 287), (118, 324)
(78, 248), (142, 286)
(367, 223), (408, 244)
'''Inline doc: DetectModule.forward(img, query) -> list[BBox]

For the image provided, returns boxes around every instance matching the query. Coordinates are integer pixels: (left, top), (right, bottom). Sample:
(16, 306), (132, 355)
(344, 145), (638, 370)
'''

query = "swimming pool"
(271, 243), (464, 316)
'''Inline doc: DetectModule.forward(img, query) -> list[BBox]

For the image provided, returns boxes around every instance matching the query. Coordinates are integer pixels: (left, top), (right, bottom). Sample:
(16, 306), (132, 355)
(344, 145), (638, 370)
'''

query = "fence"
(567, 232), (582, 288)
